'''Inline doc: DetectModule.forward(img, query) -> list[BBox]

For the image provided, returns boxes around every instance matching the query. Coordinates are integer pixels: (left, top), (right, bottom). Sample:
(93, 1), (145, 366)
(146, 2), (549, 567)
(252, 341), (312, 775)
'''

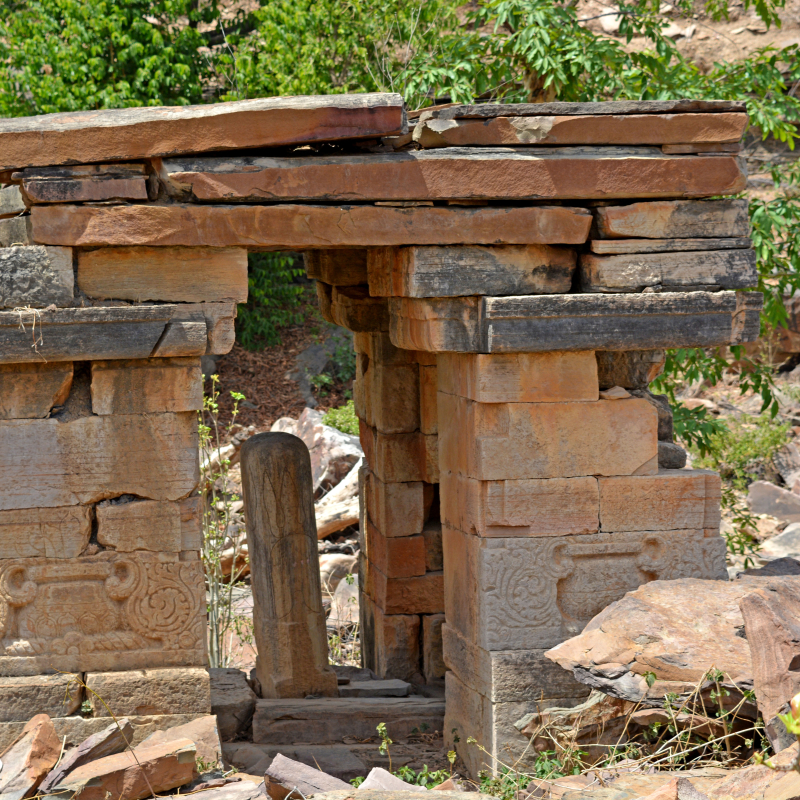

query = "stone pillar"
(308, 249), (445, 684)
(436, 353), (726, 775)
(240, 432), (338, 698)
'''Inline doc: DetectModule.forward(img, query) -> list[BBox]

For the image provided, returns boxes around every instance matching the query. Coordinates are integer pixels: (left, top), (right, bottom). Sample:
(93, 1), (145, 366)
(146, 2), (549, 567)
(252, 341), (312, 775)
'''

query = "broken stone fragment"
(0, 713), (61, 800)
(210, 668), (258, 743)
(265, 752), (350, 800)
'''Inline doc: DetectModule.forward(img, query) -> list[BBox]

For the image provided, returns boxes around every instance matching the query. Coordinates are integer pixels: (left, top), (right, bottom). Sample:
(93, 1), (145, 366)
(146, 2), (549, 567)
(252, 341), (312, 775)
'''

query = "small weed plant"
(199, 374), (254, 668)
(323, 400), (359, 436)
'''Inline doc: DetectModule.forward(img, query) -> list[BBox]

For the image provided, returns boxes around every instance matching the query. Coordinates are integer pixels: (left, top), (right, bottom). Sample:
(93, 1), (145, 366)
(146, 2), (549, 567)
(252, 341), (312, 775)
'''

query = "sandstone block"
(390, 291), (762, 353)
(96, 498), (183, 552)
(86, 668), (211, 717)
(589, 236), (752, 254)
(180, 496), (203, 552)
(0, 505), (91, 559)
(442, 526), (727, 651)
(0, 362), (73, 419)
(157, 148), (745, 202)
(253, 696), (444, 745)
(442, 623), (588, 704)
(438, 394), (657, 481)
(364, 520), (426, 577)
(440, 472), (599, 537)
(358, 360), (420, 434)
(0, 93), (405, 170)
(0, 674), (82, 722)
(363, 559), (444, 615)
(0, 713), (208, 753)
(331, 285), (389, 332)
(0, 185), (25, 217)
(419, 364), (438, 434)
(31, 203), (593, 248)
(137, 714), (222, 767)
(91, 357), (202, 415)
(599, 469), (721, 532)
(316, 281), (335, 323)
(0, 411), (199, 510)
(0, 216), (32, 247)
(360, 593), (422, 682)
(423, 614), (446, 683)
(24, 175), (147, 203)
(363, 470), (431, 537)
(594, 199), (749, 239)
(360, 422), (439, 483)
(423, 521), (443, 571)
(0, 713), (60, 800)
(354, 330), (417, 365)
(0, 245), (73, 308)
(210, 668), (258, 742)
(78, 246), (248, 303)
(0, 552), (207, 675)
(437, 351), (598, 403)
(305, 250), (368, 285)
(266, 752), (350, 799)
(596, 350), (665, 389)
(0, 303), (237, 364)
(579, 249), (757, 292)
(413, 112), (747, 147)
(367, 244), (575, 297)
(50, 736), (197, 799)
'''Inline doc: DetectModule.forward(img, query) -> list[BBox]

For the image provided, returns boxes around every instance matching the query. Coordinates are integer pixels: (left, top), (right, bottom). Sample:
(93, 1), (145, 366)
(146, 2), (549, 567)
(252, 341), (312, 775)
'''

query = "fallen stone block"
(760, 523), (800, 560)
(265, 752), (350, 800)
(49, 736), (197, 799)
(210, 668), (257, 742)
(86, 668), (211, 717)
(749, 480), (800, 523)
(253, 696), (445, 744)
(39, 717), (134, 795)
(137, 714), (223, 767)
(361, 766), (419, 790)
(0, 713), (61, 800)
(0, 361), (73, 420)
(91, 357), (202, 415)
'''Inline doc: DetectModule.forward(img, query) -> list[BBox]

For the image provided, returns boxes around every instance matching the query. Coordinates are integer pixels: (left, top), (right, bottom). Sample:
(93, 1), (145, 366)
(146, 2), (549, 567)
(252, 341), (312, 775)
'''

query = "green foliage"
(692, 413), (790, 490)
(0, 0), (216, 115)
(215, 0), (456, 104)
(237, 252), (306, 350)
(323, 400), (359, 437)
(393, 765), (451, 787)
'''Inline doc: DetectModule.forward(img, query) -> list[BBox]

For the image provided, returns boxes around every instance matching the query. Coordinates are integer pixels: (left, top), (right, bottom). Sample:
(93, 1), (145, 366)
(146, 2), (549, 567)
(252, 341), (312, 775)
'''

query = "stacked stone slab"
(0, 95), (762, 766)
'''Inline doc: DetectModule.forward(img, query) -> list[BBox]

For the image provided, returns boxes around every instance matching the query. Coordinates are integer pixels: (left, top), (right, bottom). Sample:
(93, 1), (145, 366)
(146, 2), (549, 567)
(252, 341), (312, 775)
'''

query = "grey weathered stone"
(0, 673), (82, 722)
(0, 185), (25, 218)
(749, 481), (800, 523)
(0, 245), (73, 308)
(596, 350), (665, 389)
(760, 523), (800, 560)
(0, 216), (32, 247)
(658, 441), (687, 469)
(338, 679), (411, 698)
(210, 668), (257, 742)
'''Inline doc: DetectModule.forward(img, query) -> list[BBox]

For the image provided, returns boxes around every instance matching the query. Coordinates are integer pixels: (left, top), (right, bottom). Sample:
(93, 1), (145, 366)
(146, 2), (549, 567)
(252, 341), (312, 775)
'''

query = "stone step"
(338, 679), (411, 698)
(253, 696), (445, 745)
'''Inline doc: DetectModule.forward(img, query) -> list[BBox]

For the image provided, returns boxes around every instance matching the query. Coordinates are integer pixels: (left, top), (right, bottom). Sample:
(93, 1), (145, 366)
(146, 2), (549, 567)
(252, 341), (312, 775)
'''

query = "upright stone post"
(241, 432), (338, 698)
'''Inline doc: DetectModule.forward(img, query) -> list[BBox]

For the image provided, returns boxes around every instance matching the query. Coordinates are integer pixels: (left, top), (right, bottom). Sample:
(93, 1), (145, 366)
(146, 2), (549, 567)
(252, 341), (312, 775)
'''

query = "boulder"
(271, 408), (362, 495)
(739, 580), (800, 749)
(0, 714), (61, 800)
(658, 441), (687, 469)
(210, 669), (258, 742)
(328, 573), (360, 628)
(319, 553), (358, 594)
(544, 577), (786, 704)
(748, 480), (800, 523)
(759, 522), (800, 560)
(773, 441), (800, 488)
(137, 714), (222, 767)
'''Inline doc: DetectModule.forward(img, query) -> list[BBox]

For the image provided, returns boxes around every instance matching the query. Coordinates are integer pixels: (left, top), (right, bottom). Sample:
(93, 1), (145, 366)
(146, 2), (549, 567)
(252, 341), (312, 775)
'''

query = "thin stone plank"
(0, 93), (406, 170)
(589, 237), (751, 254)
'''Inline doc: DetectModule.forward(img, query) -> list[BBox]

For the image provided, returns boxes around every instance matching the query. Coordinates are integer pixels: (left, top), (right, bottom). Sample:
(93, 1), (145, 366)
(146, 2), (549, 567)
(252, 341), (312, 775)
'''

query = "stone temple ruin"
(0, 94), (761, 777)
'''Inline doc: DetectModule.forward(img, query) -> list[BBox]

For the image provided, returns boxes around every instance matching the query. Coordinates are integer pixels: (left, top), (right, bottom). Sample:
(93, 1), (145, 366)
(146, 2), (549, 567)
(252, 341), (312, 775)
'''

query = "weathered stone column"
(241, 432), (339, 698)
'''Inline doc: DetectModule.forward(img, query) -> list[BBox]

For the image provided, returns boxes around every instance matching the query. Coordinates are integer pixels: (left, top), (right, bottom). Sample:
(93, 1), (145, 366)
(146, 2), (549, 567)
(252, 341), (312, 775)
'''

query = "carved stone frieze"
(0, 552), (206, 675)
(443, 527), (727, 651)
